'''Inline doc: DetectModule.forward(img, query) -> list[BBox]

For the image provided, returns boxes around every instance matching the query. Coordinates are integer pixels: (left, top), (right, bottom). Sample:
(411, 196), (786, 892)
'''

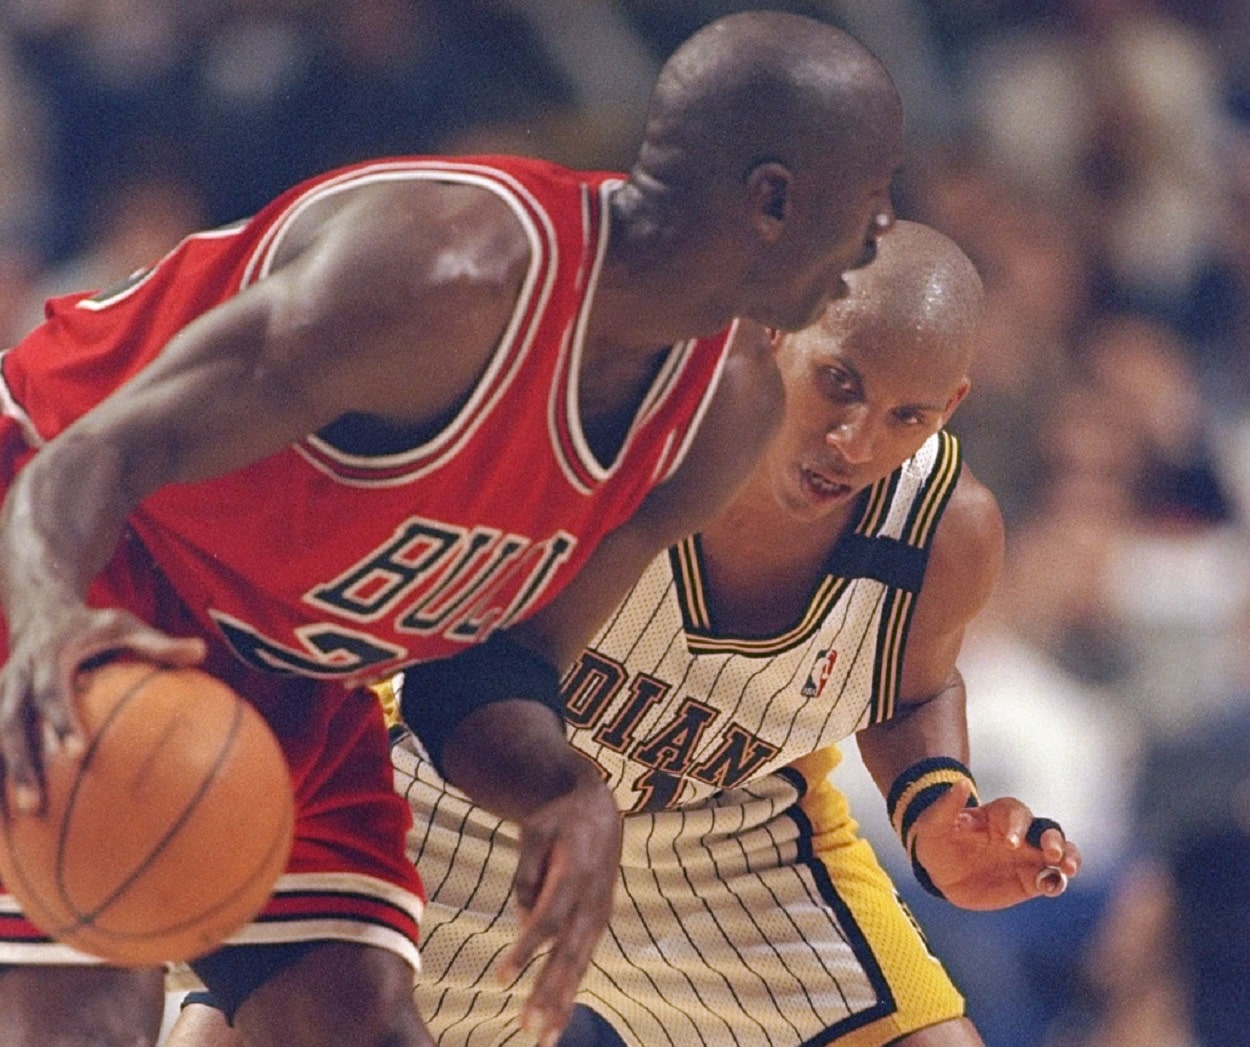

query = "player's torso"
(1, 157), (733, 683)
(562, 430), (963, 813)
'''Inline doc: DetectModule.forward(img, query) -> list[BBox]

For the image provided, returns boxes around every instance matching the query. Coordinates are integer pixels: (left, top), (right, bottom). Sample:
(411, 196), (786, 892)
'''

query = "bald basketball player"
(0, 11), (903, 1047)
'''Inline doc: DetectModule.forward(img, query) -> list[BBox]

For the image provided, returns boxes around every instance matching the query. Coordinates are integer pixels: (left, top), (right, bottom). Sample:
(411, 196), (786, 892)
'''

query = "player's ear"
(940, 378), (972, 426)
(745, 161), (792, 242)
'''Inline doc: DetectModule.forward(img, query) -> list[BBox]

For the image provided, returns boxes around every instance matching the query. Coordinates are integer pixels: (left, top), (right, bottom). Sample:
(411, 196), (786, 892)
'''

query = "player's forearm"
(438, 699), (606, 822)
(399, 632), (611, 821)
(854, 671), (971, 801)
(0, 432), (136, 619)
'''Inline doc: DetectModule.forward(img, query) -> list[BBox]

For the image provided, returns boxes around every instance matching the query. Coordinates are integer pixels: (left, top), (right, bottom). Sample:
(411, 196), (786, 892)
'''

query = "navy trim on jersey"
(823, 533), (927, 593)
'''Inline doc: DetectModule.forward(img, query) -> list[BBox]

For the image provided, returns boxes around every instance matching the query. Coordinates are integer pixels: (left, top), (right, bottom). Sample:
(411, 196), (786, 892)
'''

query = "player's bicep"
(896, 469), (1004, 705)
(80, 183), (525, 493)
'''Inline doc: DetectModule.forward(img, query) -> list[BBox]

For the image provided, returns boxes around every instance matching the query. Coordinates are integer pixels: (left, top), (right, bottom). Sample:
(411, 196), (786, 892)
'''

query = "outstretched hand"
(910, 779), (1082, 910)
(0, 602), (205, 814)
(502, 768), (622, 1047)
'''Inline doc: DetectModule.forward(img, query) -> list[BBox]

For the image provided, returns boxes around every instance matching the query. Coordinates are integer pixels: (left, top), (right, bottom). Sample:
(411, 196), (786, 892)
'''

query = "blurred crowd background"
(1, 1), (1247, 1044)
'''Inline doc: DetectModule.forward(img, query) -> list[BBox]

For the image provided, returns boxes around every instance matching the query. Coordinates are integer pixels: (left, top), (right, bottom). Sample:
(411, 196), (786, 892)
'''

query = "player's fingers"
(502, 834), (575, 981)
(505, 865), (583, 978)
(126, 633), (208, 668)
(0, 699), (43, 816)
(517, 908), (600, 1047)
(1034, 865), (1069, 897)
(509, 834), (550, 917)
(971, 797), (1032, 847)
(519, 957), (579, 1047)
(1024, 816), (1063, 849)
(1024, 817), (1066, 861)
(0, 652), (75, 814)
(1058, 838), (1083, 876)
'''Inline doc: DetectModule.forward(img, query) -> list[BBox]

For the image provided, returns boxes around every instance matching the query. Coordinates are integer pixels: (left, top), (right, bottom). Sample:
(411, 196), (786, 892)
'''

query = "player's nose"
(826, 408), (874, 464)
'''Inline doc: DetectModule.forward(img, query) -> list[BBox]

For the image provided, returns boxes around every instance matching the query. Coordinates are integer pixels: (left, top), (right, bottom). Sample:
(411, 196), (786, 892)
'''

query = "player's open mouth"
(801, 467), (851, 500)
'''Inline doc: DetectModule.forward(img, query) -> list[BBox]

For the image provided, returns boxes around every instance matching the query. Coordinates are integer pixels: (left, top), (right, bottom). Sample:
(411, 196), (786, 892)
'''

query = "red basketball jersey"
(2, 157), (735, 684)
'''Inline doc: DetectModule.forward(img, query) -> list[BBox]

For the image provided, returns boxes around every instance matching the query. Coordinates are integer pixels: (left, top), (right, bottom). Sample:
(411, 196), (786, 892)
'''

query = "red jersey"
(2, 157), (735, 685)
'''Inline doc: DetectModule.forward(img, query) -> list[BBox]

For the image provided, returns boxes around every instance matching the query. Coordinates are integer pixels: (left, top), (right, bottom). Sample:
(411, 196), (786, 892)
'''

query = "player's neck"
(577, 343), (671, 467)
(594, 184), (742, 350)
(697, 492), (857, 637)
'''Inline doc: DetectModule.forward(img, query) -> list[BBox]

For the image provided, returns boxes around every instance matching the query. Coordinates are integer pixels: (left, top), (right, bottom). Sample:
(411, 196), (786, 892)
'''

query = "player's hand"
(502, 763), (622, 1047)
(909, 779), (1082, 910)
(0, 602), (205, 814)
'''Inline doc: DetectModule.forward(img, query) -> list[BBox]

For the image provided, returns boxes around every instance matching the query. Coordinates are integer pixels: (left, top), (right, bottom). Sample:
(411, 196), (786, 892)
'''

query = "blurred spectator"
(190, 0), (574, 223)
(1181, 128), (1250, 415)
(1, 0), (574, 258)
(909, 145), (1095, 526)
(1043, 705), (1250, 1047)
(15, 168), (207, 339)
(1076, 314), (1250, 727)
(0, 27), (51, 261)
(1, 0), (206, 262)
(956, 0), (1236, 320)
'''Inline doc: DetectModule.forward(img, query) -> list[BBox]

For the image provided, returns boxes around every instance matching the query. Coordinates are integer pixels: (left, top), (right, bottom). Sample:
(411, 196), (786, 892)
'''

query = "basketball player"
(0, 12), (903, 1047)
(166, 222), (1081, 1047)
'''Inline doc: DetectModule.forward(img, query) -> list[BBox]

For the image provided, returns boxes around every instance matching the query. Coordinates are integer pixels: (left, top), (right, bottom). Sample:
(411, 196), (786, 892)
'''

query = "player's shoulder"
(932, 463), (1004, 566)
(639, 322), (781, 531)
(273, 166), (534, 331)
(921, 461), (1005, 620)
(676, 320), (782, 474)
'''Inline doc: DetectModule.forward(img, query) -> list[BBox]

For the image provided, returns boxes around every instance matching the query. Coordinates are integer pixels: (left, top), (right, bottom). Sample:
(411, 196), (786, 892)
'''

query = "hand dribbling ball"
(0, 659), (294, 966)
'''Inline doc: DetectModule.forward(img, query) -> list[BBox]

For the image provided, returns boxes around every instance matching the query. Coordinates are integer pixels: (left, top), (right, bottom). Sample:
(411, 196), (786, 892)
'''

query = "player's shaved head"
(635, 11), (902, 202)
(822, 220), (983, 381)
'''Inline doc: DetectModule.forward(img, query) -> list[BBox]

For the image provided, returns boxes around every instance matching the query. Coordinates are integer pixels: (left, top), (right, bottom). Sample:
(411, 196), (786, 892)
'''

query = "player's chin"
(760, 290), (834, 334)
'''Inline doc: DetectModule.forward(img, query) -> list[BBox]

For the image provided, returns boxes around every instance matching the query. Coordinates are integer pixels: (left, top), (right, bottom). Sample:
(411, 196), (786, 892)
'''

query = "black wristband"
(400, 632), (564, 778)
(909, 840), (948, 900)
(887, 757), (980, 900)
(886, 756), (979, 847)
(1025, 817), (1064, 850)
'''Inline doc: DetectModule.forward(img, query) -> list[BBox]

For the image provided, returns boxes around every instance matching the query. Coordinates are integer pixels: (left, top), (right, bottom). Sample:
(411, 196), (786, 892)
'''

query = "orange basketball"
(0, 659), (294, 967)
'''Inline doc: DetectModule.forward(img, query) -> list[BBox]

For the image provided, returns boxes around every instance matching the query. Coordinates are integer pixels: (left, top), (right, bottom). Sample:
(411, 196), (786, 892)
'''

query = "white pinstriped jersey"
(393, 430), (968, 1046)
(561, 428), (960, 812)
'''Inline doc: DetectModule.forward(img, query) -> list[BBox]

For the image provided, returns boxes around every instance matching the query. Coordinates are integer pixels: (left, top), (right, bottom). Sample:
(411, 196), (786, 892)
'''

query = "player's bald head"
(822, 220), (983, 380)
(635, 12), (902, 202)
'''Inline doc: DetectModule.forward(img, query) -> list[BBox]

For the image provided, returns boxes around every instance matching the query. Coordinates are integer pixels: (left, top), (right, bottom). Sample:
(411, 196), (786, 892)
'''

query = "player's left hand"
(909, 779), (1082, 910)
(502, 762), (622, 1047)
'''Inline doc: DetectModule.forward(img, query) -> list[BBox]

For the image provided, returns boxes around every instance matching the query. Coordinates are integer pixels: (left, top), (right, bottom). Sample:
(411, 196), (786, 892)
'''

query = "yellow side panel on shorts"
(789, 749), (966, 1047)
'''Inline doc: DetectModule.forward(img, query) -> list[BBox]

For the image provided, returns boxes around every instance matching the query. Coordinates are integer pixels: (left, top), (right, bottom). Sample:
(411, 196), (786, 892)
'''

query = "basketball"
(0, 659), (295, 967)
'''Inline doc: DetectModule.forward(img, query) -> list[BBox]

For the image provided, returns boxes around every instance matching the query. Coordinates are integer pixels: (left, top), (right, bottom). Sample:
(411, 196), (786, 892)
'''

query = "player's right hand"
(503, 766), (622, 1047)
(910, 780), (1082, 910)
(0, 603), (205, 814)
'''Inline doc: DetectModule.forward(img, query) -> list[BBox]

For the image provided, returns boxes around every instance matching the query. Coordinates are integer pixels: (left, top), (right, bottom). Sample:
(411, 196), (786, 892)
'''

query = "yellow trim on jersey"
(869, 432), (961, 724)
(870, 589), (913, 725)
(673, 537), (857, 657)
(673, 536), (711, 630)
(908, 430), (961, 548)
(856, 473), (895, 537)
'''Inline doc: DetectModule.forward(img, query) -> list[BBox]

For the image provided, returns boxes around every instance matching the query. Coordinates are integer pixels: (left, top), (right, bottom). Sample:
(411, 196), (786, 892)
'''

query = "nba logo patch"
(802, 647), (838, 698)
